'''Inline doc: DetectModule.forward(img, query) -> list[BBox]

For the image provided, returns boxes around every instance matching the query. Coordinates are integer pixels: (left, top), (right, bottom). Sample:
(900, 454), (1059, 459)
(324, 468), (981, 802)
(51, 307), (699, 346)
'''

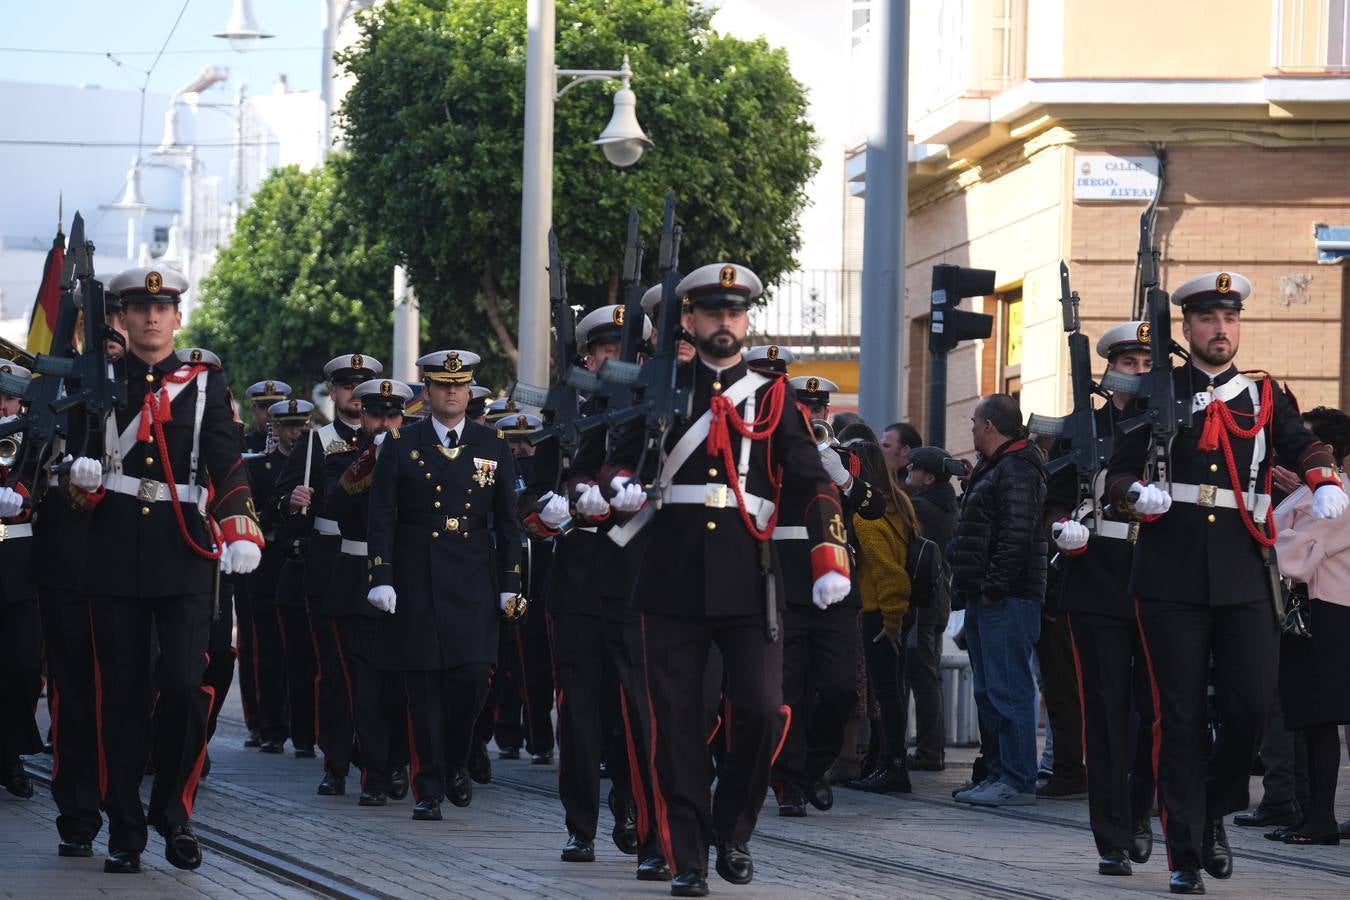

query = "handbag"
(1281, 580), (1311, 639)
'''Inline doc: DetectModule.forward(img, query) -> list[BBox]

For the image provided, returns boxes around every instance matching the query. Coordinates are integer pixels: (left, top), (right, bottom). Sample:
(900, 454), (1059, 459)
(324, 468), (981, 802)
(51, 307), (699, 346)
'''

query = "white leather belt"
(104, 474), (207, 515)
(314, 517), (340, 536)
(1094, 520), (1137, 542)
(577, 526), (598, 534)
(0, 522), (33, 541)
(772, 525), (808, 541)
(340, 538), (367, 556)
(662, 484), (775, 520)
(1167, 483), (1271, 523)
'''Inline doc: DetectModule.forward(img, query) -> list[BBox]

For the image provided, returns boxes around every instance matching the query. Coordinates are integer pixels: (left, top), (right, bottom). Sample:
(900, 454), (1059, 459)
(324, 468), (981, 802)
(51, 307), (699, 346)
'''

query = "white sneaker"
(953, 779), (995, 804)
(962, 780), (1036, 807)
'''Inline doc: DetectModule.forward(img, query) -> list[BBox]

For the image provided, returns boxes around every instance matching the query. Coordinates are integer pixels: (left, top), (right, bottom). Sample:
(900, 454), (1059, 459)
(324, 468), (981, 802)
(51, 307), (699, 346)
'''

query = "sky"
(0, 1), (328, 102)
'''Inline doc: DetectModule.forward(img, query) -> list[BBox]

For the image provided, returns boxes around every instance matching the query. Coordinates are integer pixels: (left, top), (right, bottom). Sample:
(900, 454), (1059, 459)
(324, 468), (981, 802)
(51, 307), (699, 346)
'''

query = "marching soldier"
(268, 353), (380, 770)
(67, 266), (263, 874)
(1046, 321), (1156, 875)
(365, 350), (522, 820)
(1105, 272), (1347, 894)
(246, 399), (314, 755)
(468, 384), (492, 423)
(321, 377), (414, 805)
(0, 363), (40, 801)
(771, 370), (883, 809)
(604, 264), (852, 896)
(243, 379), (290, 453)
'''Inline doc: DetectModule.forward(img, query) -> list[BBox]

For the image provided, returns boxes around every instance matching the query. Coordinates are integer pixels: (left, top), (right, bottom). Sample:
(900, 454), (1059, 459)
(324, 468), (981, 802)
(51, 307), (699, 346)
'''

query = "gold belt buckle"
(1197, 484), (1217, 508)
(704, 484), (729, 509)
(445, 516), (460, 532)
(137, 478), (161, 502)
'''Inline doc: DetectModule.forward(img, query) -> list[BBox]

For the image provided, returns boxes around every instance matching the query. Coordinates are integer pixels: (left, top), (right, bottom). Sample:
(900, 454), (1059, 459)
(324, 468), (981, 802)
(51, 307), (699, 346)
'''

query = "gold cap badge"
(380, 380), (393, 396)
(288, 399), (298, 414)
(351, 353), (364, 370)
(806, 377), (820, 393)
(614, 306), (625, 326)
(264, 380), (275, 393)
(767, 345), (779, 360)
(190, 349), (203, 363)
(1216, 273), (1231, 294)
(719, 265), (737, 288)
(446, 352), (462, 373)
(1137, 322), (1151, 344)
(146, 271), (162, 294)
(516, 415), (528, 429)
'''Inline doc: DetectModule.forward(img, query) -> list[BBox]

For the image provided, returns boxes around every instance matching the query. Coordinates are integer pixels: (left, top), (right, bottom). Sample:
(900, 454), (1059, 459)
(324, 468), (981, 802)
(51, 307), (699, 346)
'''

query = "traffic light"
(929, 263), (996, 354)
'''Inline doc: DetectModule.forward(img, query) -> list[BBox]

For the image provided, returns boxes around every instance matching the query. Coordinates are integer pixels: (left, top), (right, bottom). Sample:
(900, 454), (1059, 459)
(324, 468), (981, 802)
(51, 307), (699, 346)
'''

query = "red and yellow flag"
(26, 230), (65, 355)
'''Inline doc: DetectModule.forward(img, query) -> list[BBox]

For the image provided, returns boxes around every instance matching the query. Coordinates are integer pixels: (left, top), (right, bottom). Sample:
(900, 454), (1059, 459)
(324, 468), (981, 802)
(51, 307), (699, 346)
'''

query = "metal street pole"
(517, 0), (556, 389)
(858, 0), (908, 432)
(392, 265), (420, 382)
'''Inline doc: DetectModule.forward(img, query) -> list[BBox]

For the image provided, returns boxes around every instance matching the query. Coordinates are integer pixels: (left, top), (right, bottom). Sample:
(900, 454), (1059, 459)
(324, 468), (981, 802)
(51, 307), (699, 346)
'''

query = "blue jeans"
(964, 596), (1042, 794)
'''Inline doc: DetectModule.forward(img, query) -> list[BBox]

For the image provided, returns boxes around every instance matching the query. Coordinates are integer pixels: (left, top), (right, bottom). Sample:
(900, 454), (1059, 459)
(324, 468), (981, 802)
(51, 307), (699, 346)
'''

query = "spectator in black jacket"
(902, 447), (960, 771)
(950, 395), (1048, 808)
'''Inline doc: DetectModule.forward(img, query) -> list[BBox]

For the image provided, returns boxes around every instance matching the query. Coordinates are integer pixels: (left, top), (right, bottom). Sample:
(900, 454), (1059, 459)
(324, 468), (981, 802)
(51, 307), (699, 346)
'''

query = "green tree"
(339, 0), (818, 380)
(185, 159), (396, 398)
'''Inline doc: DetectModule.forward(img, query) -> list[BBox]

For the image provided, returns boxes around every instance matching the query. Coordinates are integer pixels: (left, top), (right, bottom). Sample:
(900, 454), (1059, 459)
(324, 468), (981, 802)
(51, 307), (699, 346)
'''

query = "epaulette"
(388, 426), (401, 440)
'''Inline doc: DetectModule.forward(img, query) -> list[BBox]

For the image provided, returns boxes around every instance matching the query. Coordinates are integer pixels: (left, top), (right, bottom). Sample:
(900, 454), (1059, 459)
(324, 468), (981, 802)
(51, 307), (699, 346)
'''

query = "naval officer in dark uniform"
(366, 350), (522, 820)
(243, 379), (289, 453)
(604, 263), (852, 897)
(1105, 271), (1346, 895)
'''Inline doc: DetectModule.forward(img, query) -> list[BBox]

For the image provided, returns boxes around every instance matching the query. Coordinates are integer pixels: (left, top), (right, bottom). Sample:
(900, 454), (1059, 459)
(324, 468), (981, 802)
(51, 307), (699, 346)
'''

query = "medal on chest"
(472, 457), (498, 487)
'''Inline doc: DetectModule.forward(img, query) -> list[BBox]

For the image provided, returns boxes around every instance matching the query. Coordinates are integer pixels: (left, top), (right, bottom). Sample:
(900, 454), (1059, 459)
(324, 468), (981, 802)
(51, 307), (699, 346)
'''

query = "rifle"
(1101, 210), (1191, 492)
(571, 208), (646, 419)
(1027, 262), (1108, 511)
(511, 229), (583, 460)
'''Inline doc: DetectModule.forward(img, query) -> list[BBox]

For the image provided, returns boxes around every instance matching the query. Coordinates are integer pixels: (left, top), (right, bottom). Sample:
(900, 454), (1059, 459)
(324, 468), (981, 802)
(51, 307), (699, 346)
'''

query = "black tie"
(445, 430), (458, 449)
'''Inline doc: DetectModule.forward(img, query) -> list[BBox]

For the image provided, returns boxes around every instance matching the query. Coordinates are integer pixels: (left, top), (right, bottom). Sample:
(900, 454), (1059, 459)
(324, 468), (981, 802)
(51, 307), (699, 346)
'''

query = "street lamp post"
(517, 0), (652, 388)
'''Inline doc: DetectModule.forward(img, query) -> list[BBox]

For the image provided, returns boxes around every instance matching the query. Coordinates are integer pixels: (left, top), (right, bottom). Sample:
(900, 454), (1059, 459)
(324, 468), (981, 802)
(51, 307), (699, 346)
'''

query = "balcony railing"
(1274, 0), (1350, 71)
(749, 269), (862, 358)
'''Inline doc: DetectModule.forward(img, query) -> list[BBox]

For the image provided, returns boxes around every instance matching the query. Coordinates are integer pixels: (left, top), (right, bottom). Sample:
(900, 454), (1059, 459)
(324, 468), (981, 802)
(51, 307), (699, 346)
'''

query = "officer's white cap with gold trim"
(177, 348), (221, 368)
(267, 398), (314, 424)
(354, 378), (413, 413)
(677, 263), (763, 310)
(108, 266), (188, 304)
(1096, 321), (1151, 360)
(1171, 271), (1251, 312)
(744, 344), (795, 374)
(576, 304), (653, 348)
(246, 380), (291, 403)
(324, 354), (383, 384)
(417, 349), (480, 384)
(498, 413), (544, 435)
(789, 375), (838, 404)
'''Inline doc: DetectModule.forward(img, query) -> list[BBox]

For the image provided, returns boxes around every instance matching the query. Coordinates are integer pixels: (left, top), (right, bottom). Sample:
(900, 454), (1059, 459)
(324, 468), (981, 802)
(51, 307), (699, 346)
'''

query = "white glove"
(1130, 482), (1172, 516)
(818, 446), (852, 488)
(609, 476), (647, 513)
(1311, 484), (1349, 520)
(367, 585), (397, 614)
(69, 456), (103, 492)
(499, 592), (516, 612)
(575, 483), (610, 518)
(0, 487), (23, 519)
(811, 571), (852, 610)
(1052, 519), (1090, 552)
(374, 431), (387, 446)
(219, 541), (262, 575)
(537, 491), (571, 529)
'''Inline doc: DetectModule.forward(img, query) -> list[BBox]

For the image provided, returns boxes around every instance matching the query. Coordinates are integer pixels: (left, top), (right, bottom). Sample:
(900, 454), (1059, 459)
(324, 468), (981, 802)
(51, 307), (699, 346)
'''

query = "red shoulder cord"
(138, 365), (221, 561)
(1195, 372), (1276, 548)
(706, 374), (787, 541)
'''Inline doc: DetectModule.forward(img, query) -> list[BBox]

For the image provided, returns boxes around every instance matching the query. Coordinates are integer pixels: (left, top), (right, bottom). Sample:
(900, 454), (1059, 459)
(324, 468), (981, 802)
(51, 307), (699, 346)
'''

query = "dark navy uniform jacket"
(322, 435), (378, 619)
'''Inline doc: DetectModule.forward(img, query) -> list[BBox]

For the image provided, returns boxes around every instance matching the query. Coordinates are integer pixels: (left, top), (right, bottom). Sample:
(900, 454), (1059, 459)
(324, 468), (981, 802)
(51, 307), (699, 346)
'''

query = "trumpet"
(811, 418), (836, 452)
(0, 433), (21, 468)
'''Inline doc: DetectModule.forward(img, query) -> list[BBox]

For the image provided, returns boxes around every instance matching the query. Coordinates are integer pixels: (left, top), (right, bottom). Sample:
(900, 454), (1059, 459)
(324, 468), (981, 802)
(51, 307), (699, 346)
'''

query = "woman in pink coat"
(1273, 406), (1350, 846)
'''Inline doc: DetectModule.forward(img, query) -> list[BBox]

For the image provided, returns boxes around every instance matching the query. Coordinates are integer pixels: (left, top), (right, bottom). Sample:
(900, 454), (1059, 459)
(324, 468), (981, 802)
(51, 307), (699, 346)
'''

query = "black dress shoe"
(1130, 818), (1153, 863)
(670, 870), (709, 897)
(293, 746), (316, 758)
(848, 759), (912, 794)
(636, 855), (673, 881)
(317, 772), (346, 796)
(531, 750), (554, 765)
(58, 840), (94, 858)
(1169, 868), (1205, 894)
(103, 850), (142, 874)
(1, 761), (34, 799)
(608, 789), (639, 855)
(777, 783), (807, 817)
(359, 789), (388, 807)
(1201, 819), (1232, 879)
(389, 767), (409, 801)
(412, 799), (442, 821)
(807, 778), (834, 811)
(161, 824), (203, 870)
(906, 752), (945, 771)
(561, 834), (596, 862)
(243, 731), (262, 748)
(1233, 799), (1301, 828)
(1264, 825), (1297, 841)
(498, 747), (520, 760)
(1098, 850), (1132, 876)
(468, 742), (492, 784)
(1280, 830), (1340, 846)
(259, 739), (285, 754)
(448, 770), (473, 807)
(715, 842), (753, 885)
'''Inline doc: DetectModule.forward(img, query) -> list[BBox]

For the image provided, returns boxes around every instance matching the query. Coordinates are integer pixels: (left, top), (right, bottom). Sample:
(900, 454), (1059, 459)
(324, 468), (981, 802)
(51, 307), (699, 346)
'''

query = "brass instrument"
(811, 418), (836, 452)
(0, 337), (36, 370)
(0, 434), (19, 467)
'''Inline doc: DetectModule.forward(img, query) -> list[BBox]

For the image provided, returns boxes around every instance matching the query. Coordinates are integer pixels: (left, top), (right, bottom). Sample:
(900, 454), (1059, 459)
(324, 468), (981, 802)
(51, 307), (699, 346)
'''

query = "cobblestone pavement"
(3, 684), (1348, 899)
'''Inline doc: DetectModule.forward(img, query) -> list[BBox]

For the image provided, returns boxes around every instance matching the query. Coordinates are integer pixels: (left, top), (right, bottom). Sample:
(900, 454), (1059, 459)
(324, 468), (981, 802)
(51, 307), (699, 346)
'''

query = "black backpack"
(905, 531), (951, 610)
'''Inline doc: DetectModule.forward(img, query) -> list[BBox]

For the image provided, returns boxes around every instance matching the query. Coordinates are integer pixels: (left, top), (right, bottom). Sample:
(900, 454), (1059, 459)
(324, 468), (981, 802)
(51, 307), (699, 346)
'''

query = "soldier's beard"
(696, 329), (741, 359)
(1190, 339), (1236, 368)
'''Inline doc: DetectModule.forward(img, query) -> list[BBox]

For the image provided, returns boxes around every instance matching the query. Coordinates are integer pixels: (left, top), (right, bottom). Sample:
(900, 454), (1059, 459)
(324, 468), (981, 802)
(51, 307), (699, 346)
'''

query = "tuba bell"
(811, 418), (836, 452)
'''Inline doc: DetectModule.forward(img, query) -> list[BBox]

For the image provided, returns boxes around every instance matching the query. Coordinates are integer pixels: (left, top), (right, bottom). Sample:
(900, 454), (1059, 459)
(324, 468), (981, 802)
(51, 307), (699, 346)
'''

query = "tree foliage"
(185, 159), (396, 398)
(339, 0), (818, 381)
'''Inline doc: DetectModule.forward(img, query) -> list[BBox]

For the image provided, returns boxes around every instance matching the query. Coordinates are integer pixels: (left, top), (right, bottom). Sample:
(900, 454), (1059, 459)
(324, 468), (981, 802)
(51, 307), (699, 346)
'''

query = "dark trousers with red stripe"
(231, 579), (260, 734)
(404, 664), (491, 802)
(250, 595), (289, 743)
(774, 602), (858, 792)
(642, 612), (784, 877)
(38, 589), (102, 842)
(514, 609), (555, 755)
(1136, 597), (1278, 871)
(331, 615), (407, 793)
(0, 598), (43, 766)
(1068, 611), (1156, 856)
(311, 601), (349, 772)
(275, 603), (316, 750)
(203, 588), (236, 744)
(90, 593), (213, 853)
